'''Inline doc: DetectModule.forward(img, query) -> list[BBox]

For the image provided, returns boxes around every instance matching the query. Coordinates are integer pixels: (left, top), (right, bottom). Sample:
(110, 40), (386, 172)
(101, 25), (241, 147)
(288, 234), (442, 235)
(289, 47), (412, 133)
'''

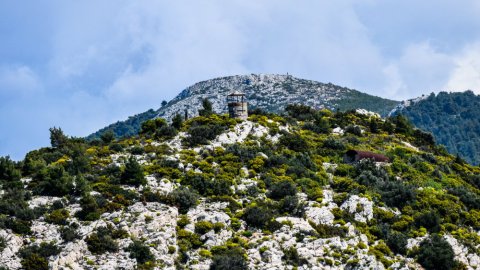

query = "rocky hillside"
(391, 91), (480, 165)
(88, 74), (398, 140)
(1, 107), (479, 270)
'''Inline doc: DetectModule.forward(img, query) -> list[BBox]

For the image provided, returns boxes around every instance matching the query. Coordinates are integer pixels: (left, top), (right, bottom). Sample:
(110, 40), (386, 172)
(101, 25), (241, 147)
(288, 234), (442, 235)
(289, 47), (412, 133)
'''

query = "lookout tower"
(227, 91), (248, 120)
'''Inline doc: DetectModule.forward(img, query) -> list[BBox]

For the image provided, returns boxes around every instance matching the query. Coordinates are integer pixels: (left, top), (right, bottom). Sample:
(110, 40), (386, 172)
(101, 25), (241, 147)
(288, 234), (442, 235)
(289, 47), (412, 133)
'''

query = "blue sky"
(1, 0), (480, 159)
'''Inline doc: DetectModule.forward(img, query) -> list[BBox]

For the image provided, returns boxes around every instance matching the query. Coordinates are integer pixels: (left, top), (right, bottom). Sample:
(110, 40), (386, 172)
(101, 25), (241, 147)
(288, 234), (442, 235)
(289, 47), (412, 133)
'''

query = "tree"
(49, 127), (68, 148)
(161, 100), (168, 107)
(126, 240), (155, 264)
(417, 234), (457, 270)
(172, 113), (184, 130)
(199, 98), (213, 116)
(210, 247), (248, 270)
(100, 130), (115, 144)
(120, 156), (145, 186)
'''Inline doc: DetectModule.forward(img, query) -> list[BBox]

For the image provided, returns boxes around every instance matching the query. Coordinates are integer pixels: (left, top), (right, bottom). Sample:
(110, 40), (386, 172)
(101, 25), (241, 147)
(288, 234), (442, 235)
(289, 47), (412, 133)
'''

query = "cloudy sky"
(1, 0), (480, 159)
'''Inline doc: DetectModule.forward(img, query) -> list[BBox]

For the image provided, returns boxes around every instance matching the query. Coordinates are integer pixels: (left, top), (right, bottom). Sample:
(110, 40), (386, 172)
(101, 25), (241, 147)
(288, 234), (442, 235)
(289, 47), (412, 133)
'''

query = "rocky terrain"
(87, 74), (398, 141)
(1, 107), (479, 270)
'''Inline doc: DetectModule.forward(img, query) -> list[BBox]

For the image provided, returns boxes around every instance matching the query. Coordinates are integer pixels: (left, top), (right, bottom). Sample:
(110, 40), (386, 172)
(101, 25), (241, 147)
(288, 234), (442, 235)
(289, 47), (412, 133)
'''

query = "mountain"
(87, 74), (398, 140)
(391, 91), (480, 165)
(1, 108), (479, 269)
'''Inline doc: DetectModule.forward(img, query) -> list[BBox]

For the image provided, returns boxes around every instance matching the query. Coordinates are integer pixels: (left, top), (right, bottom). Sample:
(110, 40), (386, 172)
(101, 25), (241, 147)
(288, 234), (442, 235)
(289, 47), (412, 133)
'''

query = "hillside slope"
(1, 108), (479, 269)
(391, 91), (480, 165)
(87, 74), (398, 140)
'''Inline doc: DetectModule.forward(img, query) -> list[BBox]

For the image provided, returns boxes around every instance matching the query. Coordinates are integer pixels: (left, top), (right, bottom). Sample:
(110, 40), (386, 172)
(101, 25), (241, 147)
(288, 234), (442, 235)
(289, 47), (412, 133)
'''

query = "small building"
(227, 91), (248, 120)
(343, 150), (390, 163)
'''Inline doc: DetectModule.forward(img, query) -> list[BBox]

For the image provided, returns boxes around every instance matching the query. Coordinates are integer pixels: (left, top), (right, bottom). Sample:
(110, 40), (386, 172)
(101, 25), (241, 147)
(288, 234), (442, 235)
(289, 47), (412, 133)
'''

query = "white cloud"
(0, 65), (43, 98)
(381, 42), (455, 100)
(444, 43), (480, 94)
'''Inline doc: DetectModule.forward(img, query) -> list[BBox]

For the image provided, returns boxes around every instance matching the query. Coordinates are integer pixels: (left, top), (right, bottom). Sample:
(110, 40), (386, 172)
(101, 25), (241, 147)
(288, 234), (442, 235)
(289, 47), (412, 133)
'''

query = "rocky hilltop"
(87, 74), (398, 140)
(1, 107), (479, 269)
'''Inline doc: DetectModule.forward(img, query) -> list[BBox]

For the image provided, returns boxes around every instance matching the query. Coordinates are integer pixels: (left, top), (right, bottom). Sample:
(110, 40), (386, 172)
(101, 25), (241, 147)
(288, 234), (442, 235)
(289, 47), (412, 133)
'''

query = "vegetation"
(397, 91), (480, 165)
(1, 101), (480, 269)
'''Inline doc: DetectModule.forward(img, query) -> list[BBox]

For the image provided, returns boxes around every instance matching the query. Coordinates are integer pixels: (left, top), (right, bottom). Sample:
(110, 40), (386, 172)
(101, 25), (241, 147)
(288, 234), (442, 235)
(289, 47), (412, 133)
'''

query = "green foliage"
(0, 156), (22, 189)
(49, 127), (69, 148)
(19, 242), (61, 270)
(308, 221), (348, 238)
(169, 187), (199, 214)
(172, 113), (184, 129)
(267, 180), (297, 200)
(195, 220), (214, 235)
(126, 240), (155, 264)
(279, 132), (308, 152)
(282, 246), (308, 267)
(210, 247), (248, 270)
(121, 156), (145, 186)
(0, 236), (6, 252)
(86, 225), (128, 254)
(60, 222), (80, 242)
(33, 165), (74, 196)
(417, 234), (457, 270)
(386, 231), (408, 255)
(242, 204), (272, 228)
(100, 130), (115, 144)
(398, 91), (480, 165)
(45, 209), (69, 225)
(76, 194), (101, 221)
(415, 211), (441, 233)
(199, 98), (214, 117)
(87, 109), (158, 140)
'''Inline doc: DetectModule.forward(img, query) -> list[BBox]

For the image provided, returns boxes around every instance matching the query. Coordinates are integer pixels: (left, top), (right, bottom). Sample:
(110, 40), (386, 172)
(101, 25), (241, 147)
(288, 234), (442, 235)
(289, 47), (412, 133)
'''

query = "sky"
(1, 0), (480, 160)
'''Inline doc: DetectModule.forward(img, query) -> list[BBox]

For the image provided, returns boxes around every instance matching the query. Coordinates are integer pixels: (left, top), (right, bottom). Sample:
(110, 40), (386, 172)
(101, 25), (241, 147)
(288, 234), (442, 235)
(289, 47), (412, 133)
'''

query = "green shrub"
(60, 223), (80, 242)
(195, 220), (214, 235)
(210, 247), (248, 270)
(417, 234), (457, 270)
(169, 187), (199, 214)
(126, 240), (155, 264)
(268, 180), (297, 200)
(45, 209), (69, 225)
(282, 246), (308, 267)
(19, 242), (61, 270)
(0, 236), (6, 252)
(242, 205), (273, 229)
(120, 156), (146, 186)
(309, 221), (348, 238)
(86, 225), (127, 254)
(415, 211), (441, 233)
(386, 231), (408, 255)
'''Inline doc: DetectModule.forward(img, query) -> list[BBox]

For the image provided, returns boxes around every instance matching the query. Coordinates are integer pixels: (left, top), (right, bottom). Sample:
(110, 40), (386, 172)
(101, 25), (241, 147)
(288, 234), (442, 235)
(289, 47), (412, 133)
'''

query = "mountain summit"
(88, 74), (398, 140)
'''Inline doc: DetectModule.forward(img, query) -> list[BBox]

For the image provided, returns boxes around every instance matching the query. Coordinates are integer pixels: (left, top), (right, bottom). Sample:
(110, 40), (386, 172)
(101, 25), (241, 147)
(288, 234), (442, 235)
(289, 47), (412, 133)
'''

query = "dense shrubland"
(0, 102), (479, 269)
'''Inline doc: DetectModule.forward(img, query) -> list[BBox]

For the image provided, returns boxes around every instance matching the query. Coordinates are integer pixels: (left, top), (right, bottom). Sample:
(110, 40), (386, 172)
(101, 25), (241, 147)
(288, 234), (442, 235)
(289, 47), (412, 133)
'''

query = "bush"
(210, 247), (248, 270)
(279, 133), (309, 152)
(417, 234), (457, 270)
(386, 231), (408, 255)
(45, 209), (69, 225)
(169, 187), (199, 214)
(126, 240), (155, 265)
(0, 236), (6, 252)
(309, 221), (348, 238)
(76, 194), (101, 221)
(19, 242), (61, 270)
(242, 204), (273, 229)
(415, 211), (441, 233)
(120, 156), (146, 186)
(34, 165), (74, 196)
(268, 180), (297, 200)
(85, 225), (127, 254)
(280, 196), (305, 217)
(60, 223), (80, 242)
(195, 220), (214, 235)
